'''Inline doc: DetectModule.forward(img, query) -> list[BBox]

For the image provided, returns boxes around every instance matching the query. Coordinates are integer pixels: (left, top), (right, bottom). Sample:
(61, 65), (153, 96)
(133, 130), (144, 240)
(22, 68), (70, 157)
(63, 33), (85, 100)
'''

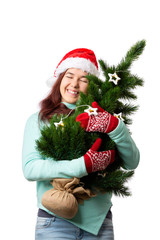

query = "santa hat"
(47, 48), (99, 87)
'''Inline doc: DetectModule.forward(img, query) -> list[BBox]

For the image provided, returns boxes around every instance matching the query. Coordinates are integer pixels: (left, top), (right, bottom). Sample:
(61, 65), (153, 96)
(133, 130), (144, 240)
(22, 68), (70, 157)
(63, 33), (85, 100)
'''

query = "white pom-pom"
(46, 76), (56, 88)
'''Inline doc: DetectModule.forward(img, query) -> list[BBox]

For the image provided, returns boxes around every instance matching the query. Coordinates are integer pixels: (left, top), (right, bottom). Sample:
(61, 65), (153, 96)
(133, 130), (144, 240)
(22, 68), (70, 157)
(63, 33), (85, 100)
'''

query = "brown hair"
(39, 71), (73, 121)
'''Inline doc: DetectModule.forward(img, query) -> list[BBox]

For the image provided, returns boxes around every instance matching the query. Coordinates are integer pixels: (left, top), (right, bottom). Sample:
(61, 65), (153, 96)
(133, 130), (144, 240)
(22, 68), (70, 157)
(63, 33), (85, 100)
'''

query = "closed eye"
(80, 78), (88, 83)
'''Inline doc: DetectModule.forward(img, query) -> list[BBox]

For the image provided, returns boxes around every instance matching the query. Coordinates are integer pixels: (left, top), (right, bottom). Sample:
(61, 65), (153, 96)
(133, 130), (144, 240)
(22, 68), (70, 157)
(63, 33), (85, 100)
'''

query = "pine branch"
(116, 40), (146, 71)
(130, 74), (144, 87)
(85, 74), (103, 88)
(98, 60), (116, 82)
(81, 169), (134, 197)
(98, 170), (134, 197)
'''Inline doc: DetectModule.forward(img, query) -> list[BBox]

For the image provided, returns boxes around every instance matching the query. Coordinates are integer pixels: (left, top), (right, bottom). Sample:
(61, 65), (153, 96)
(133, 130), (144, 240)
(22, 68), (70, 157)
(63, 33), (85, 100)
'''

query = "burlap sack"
(41, 178), (96, 219)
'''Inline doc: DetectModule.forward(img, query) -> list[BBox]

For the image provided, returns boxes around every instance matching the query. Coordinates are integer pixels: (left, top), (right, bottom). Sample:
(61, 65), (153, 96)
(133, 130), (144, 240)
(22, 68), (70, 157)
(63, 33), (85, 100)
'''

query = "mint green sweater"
(22, 103), (140, 235)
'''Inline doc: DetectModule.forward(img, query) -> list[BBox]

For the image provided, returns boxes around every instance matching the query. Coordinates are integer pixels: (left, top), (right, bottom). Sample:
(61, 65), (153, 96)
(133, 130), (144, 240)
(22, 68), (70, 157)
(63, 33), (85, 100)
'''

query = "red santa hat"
(47, 48), (99, 87)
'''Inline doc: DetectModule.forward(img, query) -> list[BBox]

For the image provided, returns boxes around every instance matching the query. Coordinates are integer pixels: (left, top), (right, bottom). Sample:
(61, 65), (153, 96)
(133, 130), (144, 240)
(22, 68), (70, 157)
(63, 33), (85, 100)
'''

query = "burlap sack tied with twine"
(42, 177), (96, 219)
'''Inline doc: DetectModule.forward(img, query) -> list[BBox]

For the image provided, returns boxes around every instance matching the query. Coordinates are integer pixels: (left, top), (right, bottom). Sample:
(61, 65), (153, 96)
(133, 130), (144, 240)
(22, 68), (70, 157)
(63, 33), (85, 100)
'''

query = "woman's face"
(60, 68), (89, 104)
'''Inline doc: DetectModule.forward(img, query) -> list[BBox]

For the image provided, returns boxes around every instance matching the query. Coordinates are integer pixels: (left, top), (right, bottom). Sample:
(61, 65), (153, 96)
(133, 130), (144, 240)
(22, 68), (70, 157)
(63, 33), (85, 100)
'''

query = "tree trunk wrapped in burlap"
(41, 177), (96, 219)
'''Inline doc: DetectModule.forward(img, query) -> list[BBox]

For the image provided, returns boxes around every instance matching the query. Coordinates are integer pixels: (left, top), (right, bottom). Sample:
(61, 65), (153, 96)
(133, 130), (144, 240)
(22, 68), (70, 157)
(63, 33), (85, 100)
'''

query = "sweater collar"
(61, 102), (76, 109)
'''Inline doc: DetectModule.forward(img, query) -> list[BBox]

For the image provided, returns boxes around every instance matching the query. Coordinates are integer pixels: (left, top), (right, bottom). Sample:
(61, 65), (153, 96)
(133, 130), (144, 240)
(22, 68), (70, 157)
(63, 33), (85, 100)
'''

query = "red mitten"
(84, 138), (115, 173)
(76, 102), (119, 133)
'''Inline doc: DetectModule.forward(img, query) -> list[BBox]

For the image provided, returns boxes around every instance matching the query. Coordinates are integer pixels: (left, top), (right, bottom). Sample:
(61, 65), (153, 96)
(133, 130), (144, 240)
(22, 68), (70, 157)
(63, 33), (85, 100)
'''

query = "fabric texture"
(37, 208), (113, 220)
(35, 216), (114, 240)
(22, 102), (140, 235)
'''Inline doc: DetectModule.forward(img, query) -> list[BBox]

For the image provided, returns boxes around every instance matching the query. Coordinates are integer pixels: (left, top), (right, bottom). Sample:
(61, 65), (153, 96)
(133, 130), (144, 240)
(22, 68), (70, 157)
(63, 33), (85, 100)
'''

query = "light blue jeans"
(35, 216), (114, 240)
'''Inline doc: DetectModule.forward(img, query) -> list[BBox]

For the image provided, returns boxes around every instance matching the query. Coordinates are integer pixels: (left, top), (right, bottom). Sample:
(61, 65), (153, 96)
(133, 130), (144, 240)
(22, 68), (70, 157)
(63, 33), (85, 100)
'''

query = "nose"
(71, 78), (79, 88)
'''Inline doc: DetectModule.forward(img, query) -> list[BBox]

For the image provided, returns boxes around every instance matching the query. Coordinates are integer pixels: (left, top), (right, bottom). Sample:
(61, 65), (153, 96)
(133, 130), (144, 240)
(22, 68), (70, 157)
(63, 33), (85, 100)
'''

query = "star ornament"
(108, 72), (121, 85)
(84, 106), (98, 116)
(114, 112), (124, 121)
(54, 120), (64, 128)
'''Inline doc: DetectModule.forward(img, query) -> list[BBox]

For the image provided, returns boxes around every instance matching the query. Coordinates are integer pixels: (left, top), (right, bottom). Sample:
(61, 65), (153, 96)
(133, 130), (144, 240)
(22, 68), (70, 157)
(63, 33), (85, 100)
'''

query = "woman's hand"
(76, 102), (119, 133)
(84, 138), (115, 173)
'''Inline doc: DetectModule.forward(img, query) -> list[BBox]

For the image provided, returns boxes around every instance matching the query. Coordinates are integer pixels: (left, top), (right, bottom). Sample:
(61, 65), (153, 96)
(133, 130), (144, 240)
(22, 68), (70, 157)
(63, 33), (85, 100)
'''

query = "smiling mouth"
(67, 89), (79, 96)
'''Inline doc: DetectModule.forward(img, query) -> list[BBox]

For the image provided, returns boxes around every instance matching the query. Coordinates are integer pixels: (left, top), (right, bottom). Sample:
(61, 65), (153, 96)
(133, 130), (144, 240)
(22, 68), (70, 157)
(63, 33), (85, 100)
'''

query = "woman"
(22, 48), (140, 239)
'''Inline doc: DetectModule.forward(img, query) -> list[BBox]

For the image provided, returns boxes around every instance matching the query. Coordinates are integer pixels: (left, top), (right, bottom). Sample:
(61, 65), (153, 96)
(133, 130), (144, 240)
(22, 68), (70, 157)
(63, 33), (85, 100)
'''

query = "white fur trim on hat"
(46, 76), (56, 88)
(46, 57), (99, 88)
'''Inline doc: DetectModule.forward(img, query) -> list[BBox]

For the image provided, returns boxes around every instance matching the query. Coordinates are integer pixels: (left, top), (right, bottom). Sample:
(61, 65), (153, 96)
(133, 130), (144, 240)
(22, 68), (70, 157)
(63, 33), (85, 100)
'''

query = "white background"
(0, 0), (160, 239)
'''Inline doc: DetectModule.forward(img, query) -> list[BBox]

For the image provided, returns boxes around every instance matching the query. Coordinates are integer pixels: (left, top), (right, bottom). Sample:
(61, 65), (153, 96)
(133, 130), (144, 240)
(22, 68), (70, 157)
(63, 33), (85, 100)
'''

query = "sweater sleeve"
(22, 113), (88, 181)
(108, 120), (140, 170)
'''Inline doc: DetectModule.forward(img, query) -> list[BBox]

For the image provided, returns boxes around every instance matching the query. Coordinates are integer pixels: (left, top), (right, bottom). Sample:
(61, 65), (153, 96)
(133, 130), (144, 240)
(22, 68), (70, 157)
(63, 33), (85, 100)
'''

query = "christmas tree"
(36, 40), (145, 197)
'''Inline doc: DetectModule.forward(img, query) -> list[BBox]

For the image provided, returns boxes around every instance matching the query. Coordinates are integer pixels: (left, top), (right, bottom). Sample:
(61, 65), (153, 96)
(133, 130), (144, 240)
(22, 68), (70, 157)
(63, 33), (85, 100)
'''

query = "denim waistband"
(38, 208), (112, 220)
(38, 209), (55, 218)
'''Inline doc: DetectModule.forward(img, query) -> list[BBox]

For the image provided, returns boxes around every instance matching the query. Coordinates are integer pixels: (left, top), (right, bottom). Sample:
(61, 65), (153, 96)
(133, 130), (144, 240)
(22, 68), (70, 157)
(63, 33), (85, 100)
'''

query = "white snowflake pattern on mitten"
(86, 112), (111, 133)
(86, 149), (112, 172)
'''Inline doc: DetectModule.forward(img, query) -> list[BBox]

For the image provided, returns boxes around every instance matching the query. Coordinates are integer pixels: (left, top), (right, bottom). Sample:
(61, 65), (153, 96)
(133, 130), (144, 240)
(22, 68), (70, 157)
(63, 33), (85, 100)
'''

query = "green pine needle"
(117, 40), (146, 71)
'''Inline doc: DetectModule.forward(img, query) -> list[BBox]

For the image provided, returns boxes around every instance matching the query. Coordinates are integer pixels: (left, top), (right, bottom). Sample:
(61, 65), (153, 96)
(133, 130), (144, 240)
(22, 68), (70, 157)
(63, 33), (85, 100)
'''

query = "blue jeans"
(35, 216), (114, 240)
